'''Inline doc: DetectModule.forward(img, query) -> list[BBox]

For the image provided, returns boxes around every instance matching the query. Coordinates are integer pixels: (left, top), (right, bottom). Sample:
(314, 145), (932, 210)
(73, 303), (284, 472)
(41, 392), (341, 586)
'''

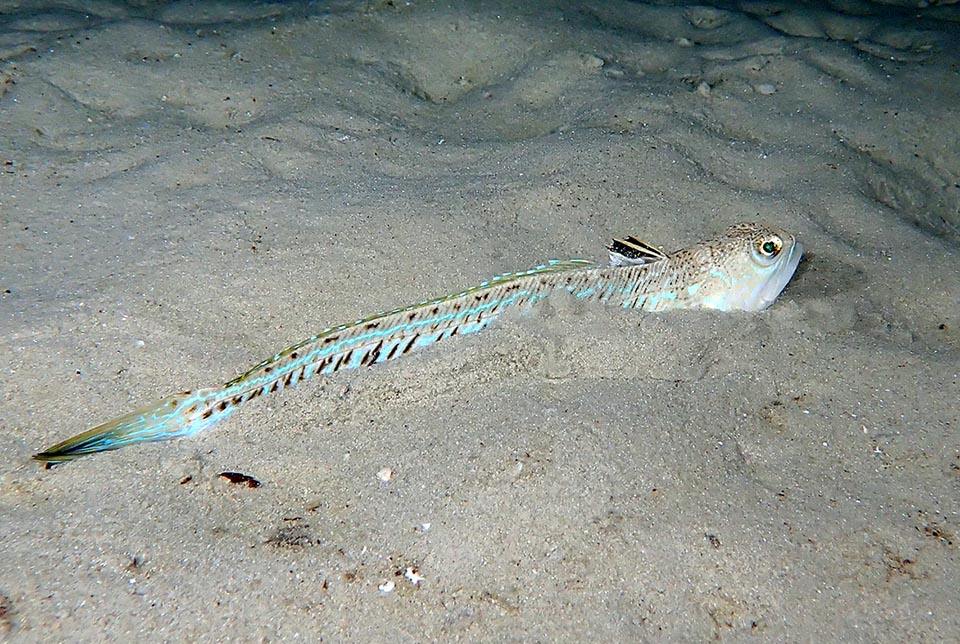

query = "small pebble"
(377, 467), (395, 482)
(696, 81), (711, 97)
(580, 53), (604, 69)
(755, 83), (777, 95)
(378, 580), (395, 593)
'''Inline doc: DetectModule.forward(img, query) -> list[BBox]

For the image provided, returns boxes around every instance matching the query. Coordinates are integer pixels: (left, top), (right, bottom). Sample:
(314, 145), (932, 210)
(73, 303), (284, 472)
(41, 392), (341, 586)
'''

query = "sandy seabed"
(1, 0), (958, 642)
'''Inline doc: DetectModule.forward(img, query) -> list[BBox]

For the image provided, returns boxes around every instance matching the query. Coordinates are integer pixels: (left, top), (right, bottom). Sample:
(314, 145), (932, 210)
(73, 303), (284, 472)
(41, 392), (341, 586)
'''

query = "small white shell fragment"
(378, 580), (395, 593)
(376, 467), (395, 482)
(421, 522), (431, 532)
(404, 567), (425, 586)
(755, 83), (777, 95)
(696, 81), (711, 97)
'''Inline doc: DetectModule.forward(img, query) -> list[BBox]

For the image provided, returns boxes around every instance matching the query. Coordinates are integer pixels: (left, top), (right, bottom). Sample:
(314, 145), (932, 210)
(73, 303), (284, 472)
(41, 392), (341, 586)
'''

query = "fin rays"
(33, 388), (225, 463)
(607, 235), (667, 267)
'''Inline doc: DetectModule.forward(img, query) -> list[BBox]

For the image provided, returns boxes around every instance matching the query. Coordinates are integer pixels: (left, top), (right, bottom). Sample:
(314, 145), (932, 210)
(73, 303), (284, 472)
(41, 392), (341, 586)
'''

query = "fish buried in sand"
(34, 222), (803, 463)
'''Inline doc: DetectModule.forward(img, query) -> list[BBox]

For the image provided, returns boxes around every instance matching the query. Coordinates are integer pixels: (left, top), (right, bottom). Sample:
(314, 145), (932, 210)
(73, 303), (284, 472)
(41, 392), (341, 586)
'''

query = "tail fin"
(33, 387), (230, 463)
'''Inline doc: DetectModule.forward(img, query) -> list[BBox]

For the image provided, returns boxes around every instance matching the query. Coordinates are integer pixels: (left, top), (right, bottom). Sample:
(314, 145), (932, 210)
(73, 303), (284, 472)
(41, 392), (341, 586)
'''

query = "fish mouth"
(755, 238), (803, 310)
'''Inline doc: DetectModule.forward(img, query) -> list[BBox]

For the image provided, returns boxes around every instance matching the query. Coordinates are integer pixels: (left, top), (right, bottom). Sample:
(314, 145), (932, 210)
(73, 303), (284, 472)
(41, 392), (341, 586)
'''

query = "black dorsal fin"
(607, 235), (668, 267)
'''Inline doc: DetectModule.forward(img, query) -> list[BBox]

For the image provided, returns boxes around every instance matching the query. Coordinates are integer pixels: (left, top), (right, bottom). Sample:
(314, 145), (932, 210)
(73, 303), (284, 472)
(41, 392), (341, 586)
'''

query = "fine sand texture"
(1, 1), (958, 642)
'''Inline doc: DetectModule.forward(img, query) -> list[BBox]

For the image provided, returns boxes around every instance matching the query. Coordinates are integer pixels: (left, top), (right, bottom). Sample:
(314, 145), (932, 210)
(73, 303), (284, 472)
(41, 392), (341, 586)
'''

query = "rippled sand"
(1, 1), (958, 641)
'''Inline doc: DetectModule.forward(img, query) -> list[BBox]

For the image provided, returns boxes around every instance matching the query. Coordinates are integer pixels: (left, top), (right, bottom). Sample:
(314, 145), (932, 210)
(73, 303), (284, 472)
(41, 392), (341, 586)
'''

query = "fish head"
(688, 222), (803, 312)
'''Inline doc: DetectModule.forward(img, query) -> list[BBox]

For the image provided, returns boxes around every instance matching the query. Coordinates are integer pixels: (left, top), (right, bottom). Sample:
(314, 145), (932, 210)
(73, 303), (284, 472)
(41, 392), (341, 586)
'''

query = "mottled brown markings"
(264, 366), (273, 373)
(284, 373), (293, 387)
(202, 409), (214, 420)
(185, 404), (198, 414)
(271, 381), (280, 393)
(232, 396), (243, 405)
(332, 353), (345, 372)
(218, 401), (228, 412)
(400, 337), (416, 355)
(365, 321), (380, 329)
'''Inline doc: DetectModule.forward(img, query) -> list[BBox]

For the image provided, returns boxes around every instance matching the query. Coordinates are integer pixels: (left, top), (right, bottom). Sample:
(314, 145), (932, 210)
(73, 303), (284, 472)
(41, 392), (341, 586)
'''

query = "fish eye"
(758, 237), (782, 257)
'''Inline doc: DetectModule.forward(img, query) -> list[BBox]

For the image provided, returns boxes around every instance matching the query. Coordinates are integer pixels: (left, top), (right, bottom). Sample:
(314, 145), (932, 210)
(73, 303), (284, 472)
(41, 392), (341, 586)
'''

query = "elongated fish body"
(34, 222), (802, 462)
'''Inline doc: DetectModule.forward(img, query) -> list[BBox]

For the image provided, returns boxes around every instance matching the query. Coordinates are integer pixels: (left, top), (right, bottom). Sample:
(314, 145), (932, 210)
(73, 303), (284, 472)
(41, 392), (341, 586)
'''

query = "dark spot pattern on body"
(363, 341), (383, 366)
(386, 343), (401, 361)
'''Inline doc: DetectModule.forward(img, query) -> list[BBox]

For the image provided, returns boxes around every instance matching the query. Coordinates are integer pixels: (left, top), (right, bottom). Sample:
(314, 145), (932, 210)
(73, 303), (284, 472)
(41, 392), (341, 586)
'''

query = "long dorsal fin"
(607, 235), (668, 267)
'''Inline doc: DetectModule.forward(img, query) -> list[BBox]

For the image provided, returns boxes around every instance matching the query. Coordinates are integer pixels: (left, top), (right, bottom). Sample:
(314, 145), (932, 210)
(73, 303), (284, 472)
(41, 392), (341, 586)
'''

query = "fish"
(33, 222), (802, 463)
